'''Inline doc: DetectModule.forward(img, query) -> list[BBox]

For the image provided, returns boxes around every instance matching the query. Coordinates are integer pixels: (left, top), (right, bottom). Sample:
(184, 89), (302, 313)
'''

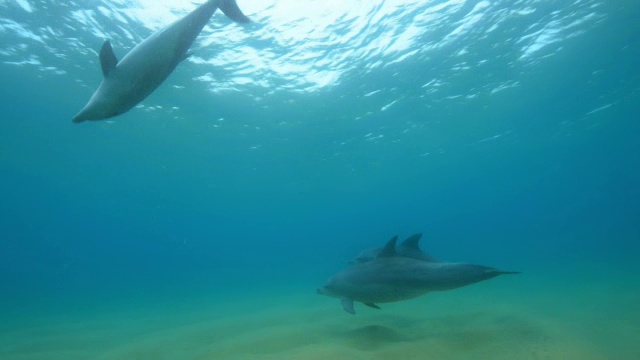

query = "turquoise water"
(1, 0), (639, 358)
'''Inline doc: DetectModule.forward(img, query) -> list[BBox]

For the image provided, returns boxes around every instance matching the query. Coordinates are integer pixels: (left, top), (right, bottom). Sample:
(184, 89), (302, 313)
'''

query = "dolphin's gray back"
(348, 235), (437, 265)
(396, 247), (438, 262)
(349, 247), (382, 265)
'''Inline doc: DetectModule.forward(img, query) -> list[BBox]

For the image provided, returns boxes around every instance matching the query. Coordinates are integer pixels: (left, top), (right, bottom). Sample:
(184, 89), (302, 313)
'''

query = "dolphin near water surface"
(318, 236), (519, 314)
(72, 0), (249, 123)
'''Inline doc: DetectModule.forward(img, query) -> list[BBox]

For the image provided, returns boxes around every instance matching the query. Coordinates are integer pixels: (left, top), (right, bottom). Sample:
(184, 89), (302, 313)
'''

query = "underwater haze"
(1, 0), (639, 359)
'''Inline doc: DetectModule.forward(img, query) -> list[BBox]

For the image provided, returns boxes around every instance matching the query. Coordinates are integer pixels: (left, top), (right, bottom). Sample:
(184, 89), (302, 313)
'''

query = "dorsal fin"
(398, 233), (439, 262)
(378, 236), (398, 258)
(99, 40), (118, 77)
(399, 233), (423, 251)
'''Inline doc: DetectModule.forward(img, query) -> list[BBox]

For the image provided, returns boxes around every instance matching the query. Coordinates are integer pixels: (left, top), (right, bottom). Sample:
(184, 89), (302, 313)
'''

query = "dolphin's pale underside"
(72, 0), (249, 123)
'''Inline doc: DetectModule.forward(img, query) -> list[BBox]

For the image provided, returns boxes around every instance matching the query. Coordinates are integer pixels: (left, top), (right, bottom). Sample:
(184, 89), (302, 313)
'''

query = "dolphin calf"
(348, 233), (437, 265)
(319, 236), (519, 314)
(72, 0), (250, 123)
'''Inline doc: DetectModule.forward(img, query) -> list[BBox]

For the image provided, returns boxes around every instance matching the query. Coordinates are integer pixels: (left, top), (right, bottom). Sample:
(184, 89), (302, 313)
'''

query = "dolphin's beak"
(72, 103), (92, 123)
(499, 271), (521, 275)
(487, 269), (521, 276)
(72, 112), (87, 123)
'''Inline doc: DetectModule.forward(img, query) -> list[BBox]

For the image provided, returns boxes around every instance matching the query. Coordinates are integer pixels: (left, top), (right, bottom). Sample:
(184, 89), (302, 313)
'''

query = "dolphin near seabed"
(72, 0), (250, 123)
(318, 236), (520, 314)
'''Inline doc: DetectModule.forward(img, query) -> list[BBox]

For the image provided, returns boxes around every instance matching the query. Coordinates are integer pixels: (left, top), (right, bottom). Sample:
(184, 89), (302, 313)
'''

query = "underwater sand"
(1, 268), (639, 360)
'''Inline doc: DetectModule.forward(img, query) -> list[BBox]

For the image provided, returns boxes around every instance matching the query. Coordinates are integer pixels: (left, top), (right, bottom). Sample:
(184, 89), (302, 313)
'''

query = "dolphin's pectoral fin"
(341, 297), (355, 315)
(219, 0), (251, 23)
(99, 40), (118, 77)
(363, 302), (381, 309)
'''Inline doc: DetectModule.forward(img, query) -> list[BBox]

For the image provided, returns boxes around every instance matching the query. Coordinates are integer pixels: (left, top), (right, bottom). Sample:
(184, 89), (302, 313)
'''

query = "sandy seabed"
(1, 270), (639, 360)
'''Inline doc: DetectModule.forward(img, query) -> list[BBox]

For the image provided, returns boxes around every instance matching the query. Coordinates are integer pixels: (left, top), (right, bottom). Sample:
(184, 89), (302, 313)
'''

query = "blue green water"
(1, 0), (639, 358)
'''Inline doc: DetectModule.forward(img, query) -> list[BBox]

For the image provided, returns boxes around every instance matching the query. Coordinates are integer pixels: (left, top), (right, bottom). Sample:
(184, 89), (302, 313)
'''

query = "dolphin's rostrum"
(73, 0), (250, 123)
(319, 235), (519, 314)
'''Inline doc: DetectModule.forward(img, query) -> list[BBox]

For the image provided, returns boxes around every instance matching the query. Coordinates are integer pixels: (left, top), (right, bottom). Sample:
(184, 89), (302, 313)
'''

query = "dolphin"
(72, 0), (250, 123)
(319, 236), (519, 314)
(348, 233), (437, 265)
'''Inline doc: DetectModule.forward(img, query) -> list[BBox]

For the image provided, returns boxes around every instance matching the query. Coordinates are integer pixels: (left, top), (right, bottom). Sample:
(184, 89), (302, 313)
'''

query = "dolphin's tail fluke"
(218, 0), (251, 23)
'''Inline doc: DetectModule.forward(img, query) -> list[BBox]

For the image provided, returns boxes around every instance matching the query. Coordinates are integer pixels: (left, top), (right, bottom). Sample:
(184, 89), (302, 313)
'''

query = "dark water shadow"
(328, 311), (547, 353)
(335, 324), (414, 351)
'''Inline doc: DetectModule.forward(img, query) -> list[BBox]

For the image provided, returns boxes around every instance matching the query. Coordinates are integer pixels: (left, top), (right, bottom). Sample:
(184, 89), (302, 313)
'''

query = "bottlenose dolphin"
(348, 233), (437, 265)
(72, 0), (250, 123)
(318, 236), (519, 314)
